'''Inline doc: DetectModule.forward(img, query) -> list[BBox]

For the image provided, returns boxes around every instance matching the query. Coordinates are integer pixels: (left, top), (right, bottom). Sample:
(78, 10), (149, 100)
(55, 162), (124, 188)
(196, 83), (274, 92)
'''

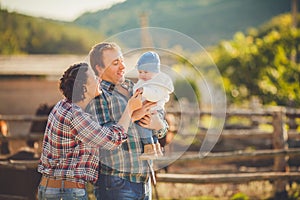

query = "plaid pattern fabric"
(86, 80), (154, 183)
(38, 99), (126, 184)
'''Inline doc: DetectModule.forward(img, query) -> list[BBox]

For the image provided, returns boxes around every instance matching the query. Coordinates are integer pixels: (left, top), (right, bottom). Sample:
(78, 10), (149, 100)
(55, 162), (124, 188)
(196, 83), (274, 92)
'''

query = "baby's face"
(138, 70), (156, 81)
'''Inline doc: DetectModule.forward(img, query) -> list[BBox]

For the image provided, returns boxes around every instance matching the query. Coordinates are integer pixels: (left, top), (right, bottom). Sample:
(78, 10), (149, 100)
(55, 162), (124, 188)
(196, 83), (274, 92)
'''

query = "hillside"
(74, 0), (296, 47)
(0, 9), (103, 54)
(0, 0), (296, 54)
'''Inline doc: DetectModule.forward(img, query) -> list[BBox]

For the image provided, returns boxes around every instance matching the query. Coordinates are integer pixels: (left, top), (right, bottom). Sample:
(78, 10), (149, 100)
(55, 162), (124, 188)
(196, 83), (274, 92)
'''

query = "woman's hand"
(127, 91), (143, 115)
(136, 87), (144, 94)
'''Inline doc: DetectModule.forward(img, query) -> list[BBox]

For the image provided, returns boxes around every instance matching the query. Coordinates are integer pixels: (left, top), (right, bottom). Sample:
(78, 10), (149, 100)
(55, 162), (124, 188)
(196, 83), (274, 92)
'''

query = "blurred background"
(1, 0), (300, 199)
(0, 0), (299, 115)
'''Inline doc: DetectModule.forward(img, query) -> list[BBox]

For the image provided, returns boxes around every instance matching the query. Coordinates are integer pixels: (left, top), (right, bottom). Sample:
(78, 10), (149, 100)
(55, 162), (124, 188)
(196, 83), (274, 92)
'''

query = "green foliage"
(230, 192), (249, 200)
(0, 9), (103, 54)
(0, 0), (294, 54)
(173, 78), (200, 103)
(211, 14), (300, 106)
(288, 182), (300, 200)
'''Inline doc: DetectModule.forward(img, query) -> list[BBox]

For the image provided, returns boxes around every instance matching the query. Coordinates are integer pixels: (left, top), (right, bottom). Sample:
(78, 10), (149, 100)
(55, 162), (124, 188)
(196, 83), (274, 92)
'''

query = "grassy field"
(85, 181), (300, 200)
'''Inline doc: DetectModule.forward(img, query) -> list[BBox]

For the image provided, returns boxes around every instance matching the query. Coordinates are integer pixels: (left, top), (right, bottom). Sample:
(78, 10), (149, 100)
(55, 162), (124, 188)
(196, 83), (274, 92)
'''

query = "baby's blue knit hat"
(137, 51), (160, 73)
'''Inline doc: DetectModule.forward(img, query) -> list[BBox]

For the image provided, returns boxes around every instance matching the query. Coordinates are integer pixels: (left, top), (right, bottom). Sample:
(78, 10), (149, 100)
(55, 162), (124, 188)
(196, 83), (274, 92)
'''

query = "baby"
(133, 51), (174, 160)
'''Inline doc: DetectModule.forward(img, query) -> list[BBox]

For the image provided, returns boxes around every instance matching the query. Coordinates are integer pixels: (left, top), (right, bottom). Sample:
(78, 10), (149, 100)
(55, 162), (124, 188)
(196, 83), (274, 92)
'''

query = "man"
(87, 42), (168, 200)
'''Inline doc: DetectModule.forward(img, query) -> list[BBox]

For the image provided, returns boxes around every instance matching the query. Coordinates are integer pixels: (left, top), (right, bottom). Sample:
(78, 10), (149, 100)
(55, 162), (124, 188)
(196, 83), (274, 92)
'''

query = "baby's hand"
(136, 87), (144, 94)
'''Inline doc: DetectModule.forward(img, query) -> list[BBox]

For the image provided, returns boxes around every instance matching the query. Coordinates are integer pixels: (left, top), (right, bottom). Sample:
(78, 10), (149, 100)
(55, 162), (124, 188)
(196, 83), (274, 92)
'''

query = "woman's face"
(86, 67), (101, 99)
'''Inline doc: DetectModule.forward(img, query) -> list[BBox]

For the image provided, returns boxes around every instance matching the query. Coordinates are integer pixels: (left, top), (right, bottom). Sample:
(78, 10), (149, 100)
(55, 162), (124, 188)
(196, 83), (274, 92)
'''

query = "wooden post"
(139, 12), (153, 48)
(272, 107), (289, 199)
(292, 0), (298, 28)
(291, 0), (298, 63)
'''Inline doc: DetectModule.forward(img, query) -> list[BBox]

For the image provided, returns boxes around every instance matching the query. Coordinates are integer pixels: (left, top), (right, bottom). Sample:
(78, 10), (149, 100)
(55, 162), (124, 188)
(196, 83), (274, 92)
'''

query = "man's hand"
(138, 111), (164, 131)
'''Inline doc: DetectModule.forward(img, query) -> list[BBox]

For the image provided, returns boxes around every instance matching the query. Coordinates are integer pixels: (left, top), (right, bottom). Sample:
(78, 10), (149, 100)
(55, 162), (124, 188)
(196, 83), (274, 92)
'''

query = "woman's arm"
(117, 91), (143, 132)
(73, 92), (143, 150)
(72, 109), (127, 150)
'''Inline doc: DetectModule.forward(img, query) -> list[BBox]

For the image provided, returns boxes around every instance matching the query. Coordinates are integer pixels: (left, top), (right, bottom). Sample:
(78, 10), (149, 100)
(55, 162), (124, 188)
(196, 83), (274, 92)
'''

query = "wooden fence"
(155, 106), (300, 199)
(0, 106), (300, 199)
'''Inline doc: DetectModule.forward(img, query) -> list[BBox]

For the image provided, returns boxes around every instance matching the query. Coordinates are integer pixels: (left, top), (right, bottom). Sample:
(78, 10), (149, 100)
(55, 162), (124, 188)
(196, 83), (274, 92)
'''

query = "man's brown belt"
(40, 176), (85, 189)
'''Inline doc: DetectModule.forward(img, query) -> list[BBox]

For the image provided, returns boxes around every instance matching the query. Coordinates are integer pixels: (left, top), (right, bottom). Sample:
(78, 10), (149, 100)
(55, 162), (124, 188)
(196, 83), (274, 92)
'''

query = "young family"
(37, 42), (174, 200)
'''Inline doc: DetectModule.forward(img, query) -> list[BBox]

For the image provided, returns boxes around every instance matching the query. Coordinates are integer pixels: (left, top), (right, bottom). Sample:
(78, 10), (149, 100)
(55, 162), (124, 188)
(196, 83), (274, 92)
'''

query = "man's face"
(101, 49), (125, 85)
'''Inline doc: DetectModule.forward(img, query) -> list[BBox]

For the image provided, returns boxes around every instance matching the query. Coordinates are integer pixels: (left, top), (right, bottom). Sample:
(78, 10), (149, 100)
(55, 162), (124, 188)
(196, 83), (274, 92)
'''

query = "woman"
(37, 62), (142, 200)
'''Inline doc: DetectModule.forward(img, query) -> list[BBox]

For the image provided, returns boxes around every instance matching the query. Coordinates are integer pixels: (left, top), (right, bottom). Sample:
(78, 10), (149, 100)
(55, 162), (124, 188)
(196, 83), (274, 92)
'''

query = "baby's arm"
(142, 85), (169, 102)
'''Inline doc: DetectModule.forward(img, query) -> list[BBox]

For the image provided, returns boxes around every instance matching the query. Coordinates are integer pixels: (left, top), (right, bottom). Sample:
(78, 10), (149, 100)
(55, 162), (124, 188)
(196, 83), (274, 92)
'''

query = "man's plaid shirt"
(38, 99), (126, 184)
(86, 80), (167, 183)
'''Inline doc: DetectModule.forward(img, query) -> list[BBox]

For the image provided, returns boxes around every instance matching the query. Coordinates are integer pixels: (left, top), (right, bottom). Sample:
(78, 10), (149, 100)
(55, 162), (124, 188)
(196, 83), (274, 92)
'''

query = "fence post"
(272, 107), (289, 199)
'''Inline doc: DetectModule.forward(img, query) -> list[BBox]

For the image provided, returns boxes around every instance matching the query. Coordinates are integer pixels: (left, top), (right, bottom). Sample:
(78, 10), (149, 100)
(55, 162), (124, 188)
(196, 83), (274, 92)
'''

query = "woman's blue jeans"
(38, 185), (88, 200)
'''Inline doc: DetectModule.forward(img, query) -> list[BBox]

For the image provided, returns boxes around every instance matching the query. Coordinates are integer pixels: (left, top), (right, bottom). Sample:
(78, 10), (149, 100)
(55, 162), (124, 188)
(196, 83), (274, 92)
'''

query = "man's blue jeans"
(94, 174), (151, 200)
(38, 185), (88, 200)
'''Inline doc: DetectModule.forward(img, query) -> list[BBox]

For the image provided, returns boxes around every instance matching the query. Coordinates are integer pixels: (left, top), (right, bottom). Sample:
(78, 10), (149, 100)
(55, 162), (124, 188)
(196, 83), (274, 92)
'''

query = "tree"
(211, 14), (300, 106)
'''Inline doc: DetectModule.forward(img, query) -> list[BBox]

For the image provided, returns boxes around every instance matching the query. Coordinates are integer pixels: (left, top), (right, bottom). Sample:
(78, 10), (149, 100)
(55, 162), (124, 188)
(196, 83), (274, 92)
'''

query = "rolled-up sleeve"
(152, 109), (169, 139)
(153, 119), (169, 139)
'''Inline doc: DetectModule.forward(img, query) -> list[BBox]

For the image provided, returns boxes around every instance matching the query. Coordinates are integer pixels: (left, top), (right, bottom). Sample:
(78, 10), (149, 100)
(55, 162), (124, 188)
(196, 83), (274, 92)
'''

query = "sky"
(0, 0), (126, 21)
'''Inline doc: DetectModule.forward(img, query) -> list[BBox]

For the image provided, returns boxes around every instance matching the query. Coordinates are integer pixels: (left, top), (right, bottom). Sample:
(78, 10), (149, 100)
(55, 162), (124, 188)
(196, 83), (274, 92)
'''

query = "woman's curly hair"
(59, 62), (89, 102)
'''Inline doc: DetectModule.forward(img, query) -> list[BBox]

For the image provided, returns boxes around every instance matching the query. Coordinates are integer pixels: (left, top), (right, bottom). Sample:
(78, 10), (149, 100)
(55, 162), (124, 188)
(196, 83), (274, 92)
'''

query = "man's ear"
(95, 65), (104, 77)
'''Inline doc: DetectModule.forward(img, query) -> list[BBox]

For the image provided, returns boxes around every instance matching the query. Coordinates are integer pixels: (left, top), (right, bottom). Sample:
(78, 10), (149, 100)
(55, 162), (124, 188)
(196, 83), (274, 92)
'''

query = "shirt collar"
(101, 80), (115, 93)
